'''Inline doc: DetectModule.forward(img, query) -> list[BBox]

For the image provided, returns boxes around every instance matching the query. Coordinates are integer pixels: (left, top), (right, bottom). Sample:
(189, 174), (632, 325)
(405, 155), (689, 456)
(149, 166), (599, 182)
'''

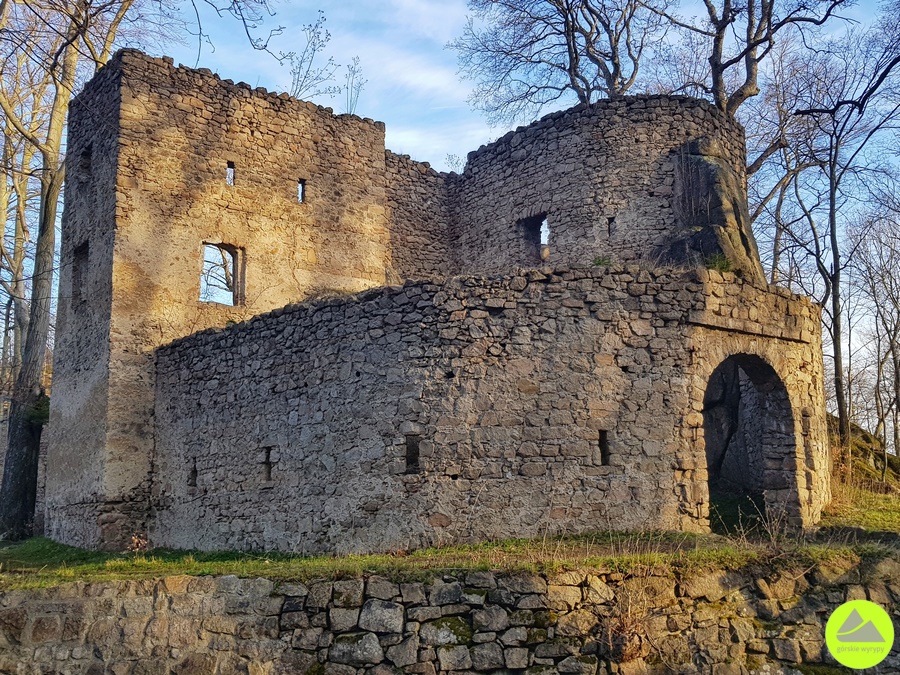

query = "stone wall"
(47, 49), (821, 552)
(151, 265), (827, 554)
(384, 152), (453, 280)
(46, 50), (397, 549)
(3, 558), (899, 674)
(448, 99), (763, 283)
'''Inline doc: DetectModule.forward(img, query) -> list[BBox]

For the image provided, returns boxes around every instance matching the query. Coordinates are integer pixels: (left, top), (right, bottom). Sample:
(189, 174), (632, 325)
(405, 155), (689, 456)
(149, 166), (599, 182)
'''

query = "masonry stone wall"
(447, 100), (760, 282)
(44, 58), (121, 546)
(3, 558), (899, 674)
(47, 51), (399, 548)
(385, 152), (453, 280)
(47, 49), (826, 552)
(152, 265), (827, 553)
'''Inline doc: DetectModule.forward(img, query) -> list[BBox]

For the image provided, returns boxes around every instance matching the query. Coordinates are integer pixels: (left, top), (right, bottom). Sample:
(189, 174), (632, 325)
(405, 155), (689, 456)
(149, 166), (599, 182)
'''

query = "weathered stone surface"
(548, 585), (582, 611)
(556, 611), (598, 637)
(681, 571), (744, 602)
(419, 617), (473, 645)
(470, 642), (505, 670)
(501, 575), (548, 595)
(330, 608), (360, 632)
(330, 632), (385, 666)
(386, 635), (419, 667)
(367, 577), (401, 601)
(583, 577), (614, 604)
(473, 606), (509, 632)
(558, 655), (598, 674)
(2, 569), (900, 674)
(429, 581), (464, 606)
(334, 580), (365, 608)
(505, 647), (530, 669)
(47, 49), (829, 558)
(359, 599), (405, 634)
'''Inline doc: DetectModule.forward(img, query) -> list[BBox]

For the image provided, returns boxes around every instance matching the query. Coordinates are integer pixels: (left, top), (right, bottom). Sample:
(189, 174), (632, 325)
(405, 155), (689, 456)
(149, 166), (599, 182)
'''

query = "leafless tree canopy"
(449, 0), (672, 124)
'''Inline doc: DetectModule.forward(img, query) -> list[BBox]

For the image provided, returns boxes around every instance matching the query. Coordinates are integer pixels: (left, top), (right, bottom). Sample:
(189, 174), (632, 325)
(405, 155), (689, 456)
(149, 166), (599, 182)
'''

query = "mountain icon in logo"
(836, 609), (886, 643)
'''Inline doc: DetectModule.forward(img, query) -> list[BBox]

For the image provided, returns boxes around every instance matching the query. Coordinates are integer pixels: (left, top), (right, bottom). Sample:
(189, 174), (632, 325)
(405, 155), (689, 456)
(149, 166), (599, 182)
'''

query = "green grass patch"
(821, 480), (900, 533)
(0, 528), (892, 591)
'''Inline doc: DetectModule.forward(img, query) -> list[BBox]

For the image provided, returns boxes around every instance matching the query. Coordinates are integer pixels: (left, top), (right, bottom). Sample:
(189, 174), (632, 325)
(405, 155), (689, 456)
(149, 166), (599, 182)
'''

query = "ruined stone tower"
(46, 49), (830, 552)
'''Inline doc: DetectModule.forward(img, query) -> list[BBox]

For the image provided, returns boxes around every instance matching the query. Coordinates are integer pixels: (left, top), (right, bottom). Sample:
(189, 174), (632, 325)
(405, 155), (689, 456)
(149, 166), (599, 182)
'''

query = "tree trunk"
(826, 141), (852, 483)
(0, 166), (64, 537)
(0, 41), (75, 539)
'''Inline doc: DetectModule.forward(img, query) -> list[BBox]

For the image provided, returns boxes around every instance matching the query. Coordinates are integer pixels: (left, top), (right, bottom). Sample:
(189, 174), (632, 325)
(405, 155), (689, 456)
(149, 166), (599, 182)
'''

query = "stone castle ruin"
(45, 49), (830, 552)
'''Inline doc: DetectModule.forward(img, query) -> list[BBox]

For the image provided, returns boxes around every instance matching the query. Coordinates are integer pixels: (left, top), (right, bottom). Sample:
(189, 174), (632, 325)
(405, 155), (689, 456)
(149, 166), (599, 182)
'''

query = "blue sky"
(147, 0), (885, 173)
(154, 0), (497, 172)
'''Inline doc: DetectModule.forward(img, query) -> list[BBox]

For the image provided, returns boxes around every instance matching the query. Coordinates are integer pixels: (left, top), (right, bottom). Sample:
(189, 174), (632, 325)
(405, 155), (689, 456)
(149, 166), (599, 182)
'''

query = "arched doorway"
(702, 354), (799, 531)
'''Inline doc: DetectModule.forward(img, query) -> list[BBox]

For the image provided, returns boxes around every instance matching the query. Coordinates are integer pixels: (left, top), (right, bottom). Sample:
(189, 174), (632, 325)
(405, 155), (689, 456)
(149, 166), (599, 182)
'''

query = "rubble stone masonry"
(3, 560), (899, 674)
(45, 49), (829, 551)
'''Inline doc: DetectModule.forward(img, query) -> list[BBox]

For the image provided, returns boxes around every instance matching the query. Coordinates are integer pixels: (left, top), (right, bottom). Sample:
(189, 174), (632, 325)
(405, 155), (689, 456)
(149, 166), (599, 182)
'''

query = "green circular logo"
(825, 599), (895, 669)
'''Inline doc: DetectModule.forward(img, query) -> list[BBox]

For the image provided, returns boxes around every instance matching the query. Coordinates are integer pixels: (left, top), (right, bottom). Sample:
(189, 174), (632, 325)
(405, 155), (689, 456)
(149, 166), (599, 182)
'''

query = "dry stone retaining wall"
(152, 265), (827, 554)
(2, 559), (899, 674)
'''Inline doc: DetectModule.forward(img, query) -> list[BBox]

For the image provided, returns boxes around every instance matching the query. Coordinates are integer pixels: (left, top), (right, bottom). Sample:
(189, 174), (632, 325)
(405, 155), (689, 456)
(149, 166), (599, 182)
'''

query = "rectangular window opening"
(519, 214), (550, 263)
(72, 242), (89, 309)
(200, 242), (243, 306)
(405, 434), (421, 474)
(598, 430), (611, 466)
(188, 460), (197, 488)
(298, 178), (306, 203)
(226, 161), (235, 186)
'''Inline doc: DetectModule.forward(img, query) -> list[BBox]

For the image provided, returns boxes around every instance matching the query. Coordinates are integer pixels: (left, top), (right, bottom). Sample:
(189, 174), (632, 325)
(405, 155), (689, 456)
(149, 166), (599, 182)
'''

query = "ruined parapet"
(152, 265), (828, 553)
(446, 97), (760, 279)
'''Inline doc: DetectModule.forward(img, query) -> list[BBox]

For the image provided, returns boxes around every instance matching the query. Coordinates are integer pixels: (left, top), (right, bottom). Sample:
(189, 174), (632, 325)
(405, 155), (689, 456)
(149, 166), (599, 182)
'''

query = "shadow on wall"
(665, 138), (766, 285)
(703, 354), (798, 527)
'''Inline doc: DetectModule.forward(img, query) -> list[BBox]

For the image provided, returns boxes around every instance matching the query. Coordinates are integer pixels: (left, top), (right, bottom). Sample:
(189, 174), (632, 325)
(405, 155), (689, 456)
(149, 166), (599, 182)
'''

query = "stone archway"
(702, 354), (800, 526)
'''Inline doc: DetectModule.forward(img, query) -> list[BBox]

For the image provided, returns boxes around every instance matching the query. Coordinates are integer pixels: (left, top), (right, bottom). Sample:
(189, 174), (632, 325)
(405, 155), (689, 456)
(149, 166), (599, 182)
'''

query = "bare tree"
(449, 0), (672, 124)
(286, 10), (341, 100)
(851, 212), (900, 482)
(343, 56), (366, 115)
(776, 28), (900, 482)
(646, 0), (850, 117)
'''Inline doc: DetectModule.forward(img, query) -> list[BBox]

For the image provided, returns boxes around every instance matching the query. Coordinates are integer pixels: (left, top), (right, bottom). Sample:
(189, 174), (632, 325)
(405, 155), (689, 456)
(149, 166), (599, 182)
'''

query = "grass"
(1, 525), (894, 592)
(0, 531), (740, 590)
(821, 479), (900, 533)
(3, 434), (898, 591)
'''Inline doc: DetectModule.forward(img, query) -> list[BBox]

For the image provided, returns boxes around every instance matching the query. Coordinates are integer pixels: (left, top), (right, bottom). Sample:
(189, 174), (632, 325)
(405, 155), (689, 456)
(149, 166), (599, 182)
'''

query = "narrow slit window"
(405, 434), (421, 474)
(200, 243), (242, 306)
(79, 145), (93, 178)
(298, 178), (306, 203)
(598, 430), (611, 466)
(262, 447), (273, 482)
(188, 461), (197, 488)
(226, 161), (235, 186)
(519, 213), (549, 263)
(72, 242), (89, 309)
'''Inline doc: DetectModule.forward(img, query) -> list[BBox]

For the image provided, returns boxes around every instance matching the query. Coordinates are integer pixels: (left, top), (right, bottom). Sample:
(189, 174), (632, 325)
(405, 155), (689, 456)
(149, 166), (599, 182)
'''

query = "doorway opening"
(702, 354), (798, 534)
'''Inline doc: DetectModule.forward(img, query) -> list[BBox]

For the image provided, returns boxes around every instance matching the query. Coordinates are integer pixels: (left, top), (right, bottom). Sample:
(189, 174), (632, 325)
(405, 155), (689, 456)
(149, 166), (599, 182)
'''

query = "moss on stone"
(428, 616), (473, 644)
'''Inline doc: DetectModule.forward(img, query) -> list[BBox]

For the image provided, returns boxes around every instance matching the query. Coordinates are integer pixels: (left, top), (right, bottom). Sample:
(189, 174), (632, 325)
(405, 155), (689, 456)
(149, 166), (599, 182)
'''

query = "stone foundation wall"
(151, 266), (827, 553)
(2, 558), (899, 674)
